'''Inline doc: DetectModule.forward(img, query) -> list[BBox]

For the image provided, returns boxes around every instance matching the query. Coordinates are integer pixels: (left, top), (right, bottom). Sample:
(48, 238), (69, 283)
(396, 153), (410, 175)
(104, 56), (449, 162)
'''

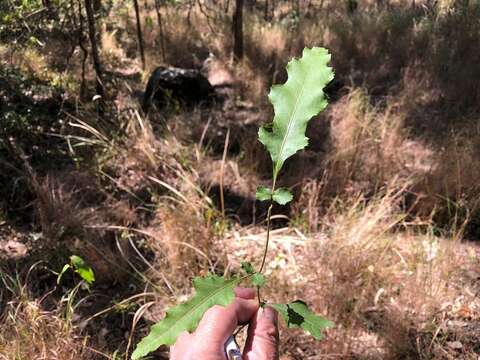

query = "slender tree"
(84, 0), (104, 98)
(93, 0), (101, 12)
(347, 0), (358, 14)
(232, 0), (244, 61)
(154, 0), (166, 62)
(73, 0), (88, 99)
(133, 0), (146, 70)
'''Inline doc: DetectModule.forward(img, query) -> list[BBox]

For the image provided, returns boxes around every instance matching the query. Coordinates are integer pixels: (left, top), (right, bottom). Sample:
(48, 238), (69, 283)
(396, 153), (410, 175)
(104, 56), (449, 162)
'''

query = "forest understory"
(1, 0), (480, 359)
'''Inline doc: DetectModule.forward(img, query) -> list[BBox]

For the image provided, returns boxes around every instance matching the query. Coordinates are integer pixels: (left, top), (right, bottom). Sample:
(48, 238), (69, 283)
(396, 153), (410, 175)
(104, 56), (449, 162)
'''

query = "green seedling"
(57, 255), (95, 289)
(133, 47), (335, 359)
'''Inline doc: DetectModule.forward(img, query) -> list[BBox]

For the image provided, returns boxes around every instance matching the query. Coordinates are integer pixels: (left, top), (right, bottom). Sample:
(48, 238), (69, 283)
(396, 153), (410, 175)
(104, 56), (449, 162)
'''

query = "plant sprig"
(133, 47), (334, 359)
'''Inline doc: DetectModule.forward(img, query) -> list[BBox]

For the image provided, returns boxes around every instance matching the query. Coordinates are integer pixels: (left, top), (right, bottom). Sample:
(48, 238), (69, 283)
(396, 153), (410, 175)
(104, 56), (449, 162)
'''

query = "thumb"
(243, 307), (279, 360)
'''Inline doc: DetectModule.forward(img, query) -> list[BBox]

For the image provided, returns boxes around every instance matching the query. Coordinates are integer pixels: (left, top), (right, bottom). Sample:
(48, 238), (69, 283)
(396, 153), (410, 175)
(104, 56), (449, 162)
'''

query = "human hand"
(171, 287), (279, 360)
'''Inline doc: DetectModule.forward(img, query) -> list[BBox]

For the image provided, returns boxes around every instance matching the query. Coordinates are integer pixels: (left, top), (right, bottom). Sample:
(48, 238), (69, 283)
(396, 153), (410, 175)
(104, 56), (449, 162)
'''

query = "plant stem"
(257, 176), (277, 304)
(257, 201), (272, 305)
(259, 202), (273, 274)
(259, 175), (277, 273)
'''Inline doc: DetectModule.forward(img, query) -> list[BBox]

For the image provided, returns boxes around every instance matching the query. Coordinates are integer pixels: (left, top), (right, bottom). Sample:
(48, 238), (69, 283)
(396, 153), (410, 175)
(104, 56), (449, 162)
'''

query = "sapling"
(132, 46), (334, 359)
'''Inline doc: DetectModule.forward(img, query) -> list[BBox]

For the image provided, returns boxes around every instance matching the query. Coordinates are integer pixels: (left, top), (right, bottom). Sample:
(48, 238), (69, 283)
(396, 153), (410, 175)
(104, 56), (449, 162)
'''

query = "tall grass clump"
(285, 182), (471, 358)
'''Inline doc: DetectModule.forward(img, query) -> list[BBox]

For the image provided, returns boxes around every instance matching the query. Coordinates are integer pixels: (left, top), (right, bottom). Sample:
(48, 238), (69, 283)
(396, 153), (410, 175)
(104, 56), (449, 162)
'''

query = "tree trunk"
(76, 0), (88, 99)
(347, 0), (358, 14)
(232, 0), (244, 61)
(154, 0), (166, 62)
(84, 0), (104, 98)
(93, 0), (101, 12)
(133, 0), (146, 70)
(264, 0), (269, 20)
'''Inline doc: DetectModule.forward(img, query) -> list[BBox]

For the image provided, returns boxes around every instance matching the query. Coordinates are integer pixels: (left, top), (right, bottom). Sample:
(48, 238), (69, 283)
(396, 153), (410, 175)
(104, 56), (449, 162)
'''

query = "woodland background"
(1, 0), (480, 359)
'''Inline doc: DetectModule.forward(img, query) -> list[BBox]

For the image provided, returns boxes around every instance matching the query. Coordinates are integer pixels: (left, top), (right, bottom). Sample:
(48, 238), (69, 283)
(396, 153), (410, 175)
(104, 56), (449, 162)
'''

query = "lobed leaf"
(132, 274), (241, 359)
(259, 47), (334, 180)
(269, 300), (333, 340)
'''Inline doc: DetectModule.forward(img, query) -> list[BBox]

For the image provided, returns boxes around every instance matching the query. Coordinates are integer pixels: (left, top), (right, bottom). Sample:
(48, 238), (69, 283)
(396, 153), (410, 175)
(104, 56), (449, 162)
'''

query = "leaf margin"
(269, 300), (333, 340)
(132, 274), (241, 359)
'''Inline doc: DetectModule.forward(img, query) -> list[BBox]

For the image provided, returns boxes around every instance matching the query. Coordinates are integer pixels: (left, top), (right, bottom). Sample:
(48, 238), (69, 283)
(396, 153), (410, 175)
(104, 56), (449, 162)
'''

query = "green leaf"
(241, 261), (255, 275)
(132, 274), (241, 359)
(70, 255), (95, 285)
(57, 264), (71, 284)
(256, 186), (293, 205)
(252, 273), (266, 287)
(145, 16), (153, 29)
(256, 186), (272, 201)
(272, 188), (293, 205)
(259, 47), (334, 180)
(269, 300), (333, 340)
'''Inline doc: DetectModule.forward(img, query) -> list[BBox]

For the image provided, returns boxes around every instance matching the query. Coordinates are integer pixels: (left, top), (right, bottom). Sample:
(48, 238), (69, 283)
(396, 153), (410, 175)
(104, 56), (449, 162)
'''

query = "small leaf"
(70, 255), (95, 285)
(132, 274), (241, 359)
(252, 273), (266, 287)
(272, 188), (293, 205)
(241, 261), (255, 275)
(256, 186), (272, 201)
(269, 300), (333, 340)
(145, 16), (153, 29)
(57, 264), (71, 284)
(259, 47), (334, 180)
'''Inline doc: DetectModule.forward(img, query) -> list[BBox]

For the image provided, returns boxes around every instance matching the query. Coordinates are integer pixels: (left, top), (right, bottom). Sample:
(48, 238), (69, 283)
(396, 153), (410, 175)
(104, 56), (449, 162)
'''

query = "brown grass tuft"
(0, 267), (96, 360)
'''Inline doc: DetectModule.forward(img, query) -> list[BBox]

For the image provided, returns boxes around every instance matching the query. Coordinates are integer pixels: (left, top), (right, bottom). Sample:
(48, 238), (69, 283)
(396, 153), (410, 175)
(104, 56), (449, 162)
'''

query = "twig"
(220, 128), (230, 218)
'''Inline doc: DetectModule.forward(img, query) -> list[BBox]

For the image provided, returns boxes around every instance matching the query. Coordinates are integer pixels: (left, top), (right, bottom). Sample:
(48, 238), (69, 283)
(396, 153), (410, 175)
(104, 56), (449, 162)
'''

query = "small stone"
(2, 240), (28, 259)
(447, 341), (463, 349)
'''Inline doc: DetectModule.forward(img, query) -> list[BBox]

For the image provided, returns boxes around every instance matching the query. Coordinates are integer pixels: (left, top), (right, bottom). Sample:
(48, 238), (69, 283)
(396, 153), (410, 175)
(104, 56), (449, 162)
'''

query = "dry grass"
(308, 188), (478, 359)
(101, 27), (127, 66)
(226, 182), (479, 359)
(0, 267), (96, 360)
(3, 0), (480, 359)
(0, 300), (94, 360)
(279, 85), (480, 238)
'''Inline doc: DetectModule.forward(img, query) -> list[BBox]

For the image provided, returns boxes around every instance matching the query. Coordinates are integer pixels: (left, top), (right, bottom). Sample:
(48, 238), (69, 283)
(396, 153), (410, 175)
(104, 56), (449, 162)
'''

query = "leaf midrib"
(159, 277), (239, 338)
(274, 64), (309, 176)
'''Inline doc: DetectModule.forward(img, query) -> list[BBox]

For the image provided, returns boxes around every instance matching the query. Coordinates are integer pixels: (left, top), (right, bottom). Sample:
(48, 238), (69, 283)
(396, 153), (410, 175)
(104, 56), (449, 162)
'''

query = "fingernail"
(261, 307), (278, 325)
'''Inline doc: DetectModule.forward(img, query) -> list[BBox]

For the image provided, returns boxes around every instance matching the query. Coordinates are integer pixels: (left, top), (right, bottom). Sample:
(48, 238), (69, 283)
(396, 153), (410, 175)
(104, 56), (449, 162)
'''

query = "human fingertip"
(234, 287), (256, 299)
(233, 298), (260, 324)
(262, 306), (278, 326)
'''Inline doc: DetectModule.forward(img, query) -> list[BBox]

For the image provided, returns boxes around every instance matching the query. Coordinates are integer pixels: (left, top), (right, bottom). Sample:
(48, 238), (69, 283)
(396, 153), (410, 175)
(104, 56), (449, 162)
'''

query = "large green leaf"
(259, 47), (334, 180)
(132, 275), (241, 359)
(269, 300), (333, 340)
